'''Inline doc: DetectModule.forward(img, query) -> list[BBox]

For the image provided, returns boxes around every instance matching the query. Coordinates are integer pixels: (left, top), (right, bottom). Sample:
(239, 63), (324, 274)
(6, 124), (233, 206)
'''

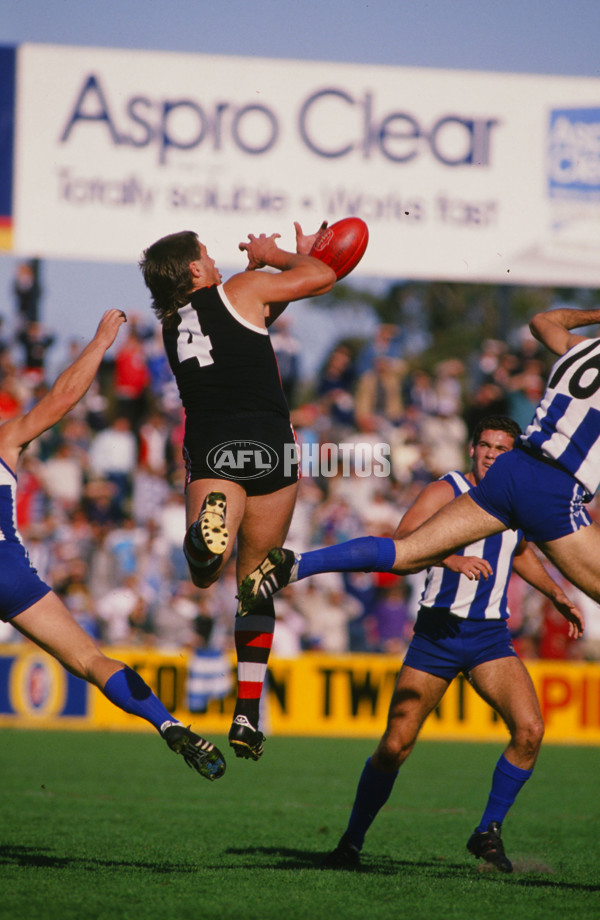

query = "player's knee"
(376, 730), (415, 769)
(513, 715), (545, 755)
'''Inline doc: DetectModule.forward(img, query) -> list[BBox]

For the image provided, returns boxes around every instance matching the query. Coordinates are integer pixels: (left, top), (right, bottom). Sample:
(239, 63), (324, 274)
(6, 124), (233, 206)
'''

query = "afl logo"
(207, 440), (279, 480)
(312, 228), (334, 253)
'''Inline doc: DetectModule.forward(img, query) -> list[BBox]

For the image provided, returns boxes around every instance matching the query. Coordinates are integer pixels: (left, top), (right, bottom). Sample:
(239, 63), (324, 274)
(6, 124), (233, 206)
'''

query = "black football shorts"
(183, 413), (299, 497)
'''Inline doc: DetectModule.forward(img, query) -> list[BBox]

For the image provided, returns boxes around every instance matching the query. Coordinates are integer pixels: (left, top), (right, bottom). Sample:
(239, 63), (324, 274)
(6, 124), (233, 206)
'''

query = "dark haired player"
(316, 416), (583, 871)
(239, 307), (600, 612)
(0, 310), (225, 781)
(140, 223), (335, 760)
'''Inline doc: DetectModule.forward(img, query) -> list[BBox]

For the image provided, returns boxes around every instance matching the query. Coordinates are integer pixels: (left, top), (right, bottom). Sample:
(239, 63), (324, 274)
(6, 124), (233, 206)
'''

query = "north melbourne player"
(0, 310), (225, 780)
(318, 416), (583, 871)
(238, 307), (600, 615)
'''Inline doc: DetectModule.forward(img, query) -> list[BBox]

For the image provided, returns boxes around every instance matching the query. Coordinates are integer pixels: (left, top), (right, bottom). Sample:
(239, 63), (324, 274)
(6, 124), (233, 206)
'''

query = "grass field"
(0, 729), (598, 920)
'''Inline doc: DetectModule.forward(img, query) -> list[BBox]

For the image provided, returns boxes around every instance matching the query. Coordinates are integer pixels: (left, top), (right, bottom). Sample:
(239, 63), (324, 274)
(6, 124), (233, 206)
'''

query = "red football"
(309, 217), (369, 280)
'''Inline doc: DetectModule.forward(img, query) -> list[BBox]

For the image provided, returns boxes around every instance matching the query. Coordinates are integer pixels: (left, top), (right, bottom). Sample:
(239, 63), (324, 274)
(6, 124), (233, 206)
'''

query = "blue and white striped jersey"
(419, 471), (523, 620)
(522, 337), (600, 495)
(0, 455), (52, 622)
(0, 457), (23, 547)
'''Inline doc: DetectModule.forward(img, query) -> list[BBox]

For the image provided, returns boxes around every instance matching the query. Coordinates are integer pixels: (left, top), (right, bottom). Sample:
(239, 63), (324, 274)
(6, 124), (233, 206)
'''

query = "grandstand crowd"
(1, 279), (599, 662)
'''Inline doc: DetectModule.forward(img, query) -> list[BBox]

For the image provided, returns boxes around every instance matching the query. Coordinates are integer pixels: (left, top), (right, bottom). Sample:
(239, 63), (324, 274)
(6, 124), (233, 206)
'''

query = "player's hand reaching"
(239, 232), (282, 270)
(294, 220), (328, 255)
(93, 309), (128, 350)
(444, 554), (493, 580)
(239, 221), (328, 270)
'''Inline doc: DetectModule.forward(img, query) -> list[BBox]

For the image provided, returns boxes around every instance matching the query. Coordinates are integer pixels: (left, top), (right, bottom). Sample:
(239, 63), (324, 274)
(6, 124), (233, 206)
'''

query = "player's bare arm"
(530, 307), (600, 356)
(225, 231), (335, 326)
(512, 540), (585, 638)
(263, 221), (329, 325)
(393, 480), (493, 580)
(0, 309), (126, 465)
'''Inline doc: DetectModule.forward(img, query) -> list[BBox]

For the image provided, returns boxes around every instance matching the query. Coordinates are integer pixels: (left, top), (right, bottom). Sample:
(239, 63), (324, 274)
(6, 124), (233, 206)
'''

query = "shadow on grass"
(3, 843), (598, 895)
(0, 844), (197, 874)
(223, 846), (600, 892)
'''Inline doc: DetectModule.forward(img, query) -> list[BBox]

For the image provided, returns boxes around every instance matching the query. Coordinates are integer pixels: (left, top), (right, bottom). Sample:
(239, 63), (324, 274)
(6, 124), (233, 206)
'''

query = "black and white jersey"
(163, 284), (289, 419)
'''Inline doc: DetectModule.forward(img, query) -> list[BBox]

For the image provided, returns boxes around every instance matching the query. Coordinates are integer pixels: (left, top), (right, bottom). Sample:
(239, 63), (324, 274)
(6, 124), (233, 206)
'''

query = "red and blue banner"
(0, 45), (16, 250)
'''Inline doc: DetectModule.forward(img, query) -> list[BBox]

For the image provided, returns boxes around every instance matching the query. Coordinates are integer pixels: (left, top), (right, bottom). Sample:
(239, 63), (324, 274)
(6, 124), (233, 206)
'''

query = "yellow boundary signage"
(0, 645), (599, 744)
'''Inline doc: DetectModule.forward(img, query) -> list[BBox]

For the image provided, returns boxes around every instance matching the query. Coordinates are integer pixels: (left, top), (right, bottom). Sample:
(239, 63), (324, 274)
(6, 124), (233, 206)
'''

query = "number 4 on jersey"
(176, 304), (214, 367)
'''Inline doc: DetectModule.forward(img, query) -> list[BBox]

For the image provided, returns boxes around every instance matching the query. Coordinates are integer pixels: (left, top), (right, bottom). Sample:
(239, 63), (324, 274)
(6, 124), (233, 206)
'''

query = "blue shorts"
(404, 607), (517, 680)
(468, 445), (592, 543)
(0, 544), (52, 621)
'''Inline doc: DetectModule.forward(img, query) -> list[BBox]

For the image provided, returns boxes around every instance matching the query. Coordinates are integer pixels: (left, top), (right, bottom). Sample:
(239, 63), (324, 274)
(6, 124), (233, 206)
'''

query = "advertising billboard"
(2, 43), (600, 285)
(1, 646), (599, 745)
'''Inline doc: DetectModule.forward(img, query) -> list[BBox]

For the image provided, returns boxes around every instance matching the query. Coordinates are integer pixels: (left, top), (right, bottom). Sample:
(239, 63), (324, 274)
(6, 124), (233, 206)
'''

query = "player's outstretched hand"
(295, 220), (328, 255)
(94, 309), (128, 350)
(239, 232), (282, 270)
(552, 591), (585, 639)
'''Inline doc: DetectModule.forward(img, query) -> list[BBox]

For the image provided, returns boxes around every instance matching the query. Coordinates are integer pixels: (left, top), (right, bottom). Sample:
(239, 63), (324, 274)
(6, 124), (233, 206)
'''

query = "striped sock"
(234, 597), (276, 727)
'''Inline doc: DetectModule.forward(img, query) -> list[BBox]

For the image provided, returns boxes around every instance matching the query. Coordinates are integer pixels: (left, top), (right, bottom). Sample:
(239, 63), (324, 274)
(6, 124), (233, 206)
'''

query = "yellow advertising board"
(1, 644), (599, 745)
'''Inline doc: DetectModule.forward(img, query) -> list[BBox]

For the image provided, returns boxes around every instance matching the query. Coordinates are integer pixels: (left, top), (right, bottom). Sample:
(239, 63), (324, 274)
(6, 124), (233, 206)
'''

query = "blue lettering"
(61, 75), (280, 164)
(169, 182), (287, 213)
(232, 104), (279, 154)
(378, 112), (421, 163)
(212, 102), (231, 150)
(159, 99), (207, 164)
(60, 75), (498, 168)
(299, 89), (355, 157)
(298, 87), (498, 166)
(60, 74), (122, 144)
(127, 96), (154, 147)
(430, 116), (499, 166)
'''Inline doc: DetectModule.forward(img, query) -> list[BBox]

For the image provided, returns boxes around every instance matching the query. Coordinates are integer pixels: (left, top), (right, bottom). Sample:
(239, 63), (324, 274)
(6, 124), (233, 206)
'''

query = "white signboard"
(11, 44), (600, 285)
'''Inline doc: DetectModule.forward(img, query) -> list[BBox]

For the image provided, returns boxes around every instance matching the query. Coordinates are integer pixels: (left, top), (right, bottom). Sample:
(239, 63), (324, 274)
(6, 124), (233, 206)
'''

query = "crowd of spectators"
(0, 291), (598, 664)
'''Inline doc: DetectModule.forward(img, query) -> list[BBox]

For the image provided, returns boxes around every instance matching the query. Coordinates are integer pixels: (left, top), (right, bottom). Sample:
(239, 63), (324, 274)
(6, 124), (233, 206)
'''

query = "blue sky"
(4, 0), (600, 76)
(1, 0), (599, 373)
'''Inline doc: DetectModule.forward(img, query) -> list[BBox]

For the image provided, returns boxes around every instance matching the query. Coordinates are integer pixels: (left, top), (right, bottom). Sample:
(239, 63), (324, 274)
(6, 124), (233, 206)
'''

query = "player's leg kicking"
(12, 594), (226, 781)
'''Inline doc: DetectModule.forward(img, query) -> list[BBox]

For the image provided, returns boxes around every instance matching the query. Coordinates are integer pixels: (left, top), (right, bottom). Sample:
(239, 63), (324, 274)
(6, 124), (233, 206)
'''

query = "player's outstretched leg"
(237, 537), (397, 614)
(162, 722), (226, 781)
(466, 821), (513, 873)
(94, 664), (228, 782)
(236, 548), (299, 614)
(13, 604), (227, 783)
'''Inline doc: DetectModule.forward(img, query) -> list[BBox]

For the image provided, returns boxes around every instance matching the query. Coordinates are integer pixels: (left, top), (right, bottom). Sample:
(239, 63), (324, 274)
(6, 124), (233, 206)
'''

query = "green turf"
(0, 730), (598, 920)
